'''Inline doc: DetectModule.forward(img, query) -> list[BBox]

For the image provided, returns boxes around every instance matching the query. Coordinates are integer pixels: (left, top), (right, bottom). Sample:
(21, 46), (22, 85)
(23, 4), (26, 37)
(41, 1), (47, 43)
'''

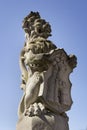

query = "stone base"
(16, 113), (69, 130)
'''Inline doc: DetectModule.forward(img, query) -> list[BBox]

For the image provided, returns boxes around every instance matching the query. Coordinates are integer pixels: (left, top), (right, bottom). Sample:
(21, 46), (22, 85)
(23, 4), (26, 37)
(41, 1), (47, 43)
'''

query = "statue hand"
(24, 103), (48, 117)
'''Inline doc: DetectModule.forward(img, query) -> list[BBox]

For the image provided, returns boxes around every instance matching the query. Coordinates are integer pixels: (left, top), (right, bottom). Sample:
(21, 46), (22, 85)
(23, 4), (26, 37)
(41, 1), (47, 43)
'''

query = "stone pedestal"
(16, 113), (69, 130)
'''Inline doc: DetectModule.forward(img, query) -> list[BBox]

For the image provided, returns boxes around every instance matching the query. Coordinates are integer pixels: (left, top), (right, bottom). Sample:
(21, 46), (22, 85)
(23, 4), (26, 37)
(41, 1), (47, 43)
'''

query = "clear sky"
(0, 0), (87, 130)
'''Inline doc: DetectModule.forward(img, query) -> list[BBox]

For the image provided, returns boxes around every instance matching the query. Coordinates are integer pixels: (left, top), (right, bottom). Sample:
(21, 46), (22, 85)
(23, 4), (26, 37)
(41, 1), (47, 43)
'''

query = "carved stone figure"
(16, 11), (77, 130)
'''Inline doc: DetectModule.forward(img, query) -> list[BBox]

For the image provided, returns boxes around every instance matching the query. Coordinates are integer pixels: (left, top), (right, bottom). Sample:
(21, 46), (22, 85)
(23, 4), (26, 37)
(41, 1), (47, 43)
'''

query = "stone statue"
(16, 11), (77, 130)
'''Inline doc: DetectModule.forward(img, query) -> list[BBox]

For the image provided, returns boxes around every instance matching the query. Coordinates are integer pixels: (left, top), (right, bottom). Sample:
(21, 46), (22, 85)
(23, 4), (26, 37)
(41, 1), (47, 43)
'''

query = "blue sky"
(0, 0), (87, 130)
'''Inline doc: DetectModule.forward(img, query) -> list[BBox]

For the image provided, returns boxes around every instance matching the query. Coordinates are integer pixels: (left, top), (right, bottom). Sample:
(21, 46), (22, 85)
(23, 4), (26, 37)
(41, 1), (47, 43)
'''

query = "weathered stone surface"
(16, 11), (77, 130)
(16, 112), (69, 130)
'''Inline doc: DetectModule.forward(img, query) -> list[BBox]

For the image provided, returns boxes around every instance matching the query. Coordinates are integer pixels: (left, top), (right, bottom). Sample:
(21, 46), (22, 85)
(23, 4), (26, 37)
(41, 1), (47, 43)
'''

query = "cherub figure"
(18, 12), (57, 117)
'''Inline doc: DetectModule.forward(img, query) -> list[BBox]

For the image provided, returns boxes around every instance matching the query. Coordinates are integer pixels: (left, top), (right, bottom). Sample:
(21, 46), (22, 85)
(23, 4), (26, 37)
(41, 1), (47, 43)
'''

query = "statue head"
(22, 11), (52, 39)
